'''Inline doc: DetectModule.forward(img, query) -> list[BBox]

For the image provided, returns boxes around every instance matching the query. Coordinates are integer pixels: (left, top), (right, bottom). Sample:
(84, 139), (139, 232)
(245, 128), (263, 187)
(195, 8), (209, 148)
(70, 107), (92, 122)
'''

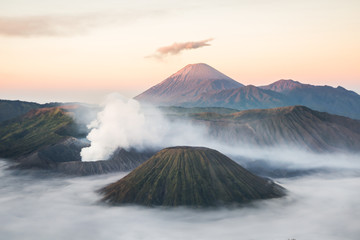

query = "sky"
(1, 0), (359, 103)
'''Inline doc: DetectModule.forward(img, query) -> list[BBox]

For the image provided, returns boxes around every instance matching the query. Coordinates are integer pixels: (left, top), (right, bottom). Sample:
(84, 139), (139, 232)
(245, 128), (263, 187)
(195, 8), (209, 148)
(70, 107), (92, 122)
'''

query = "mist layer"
(0, 159), (359, 240)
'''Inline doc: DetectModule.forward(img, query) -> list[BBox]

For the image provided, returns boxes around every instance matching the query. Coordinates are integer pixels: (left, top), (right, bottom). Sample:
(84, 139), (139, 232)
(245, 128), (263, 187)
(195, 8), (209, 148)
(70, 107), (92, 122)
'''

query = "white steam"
(80, 93), (208, 161)
(81, 94), (155, 161)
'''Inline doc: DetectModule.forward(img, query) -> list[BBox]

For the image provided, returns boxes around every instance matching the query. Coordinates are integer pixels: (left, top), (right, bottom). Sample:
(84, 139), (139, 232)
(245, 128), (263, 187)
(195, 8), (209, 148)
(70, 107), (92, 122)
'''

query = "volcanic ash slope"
(100, 146), (285, 207)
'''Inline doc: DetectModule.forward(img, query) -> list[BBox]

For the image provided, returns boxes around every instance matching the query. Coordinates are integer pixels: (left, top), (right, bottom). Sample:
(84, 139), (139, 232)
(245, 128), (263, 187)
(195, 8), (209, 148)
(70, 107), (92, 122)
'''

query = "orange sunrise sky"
(1, 0), (359, 103)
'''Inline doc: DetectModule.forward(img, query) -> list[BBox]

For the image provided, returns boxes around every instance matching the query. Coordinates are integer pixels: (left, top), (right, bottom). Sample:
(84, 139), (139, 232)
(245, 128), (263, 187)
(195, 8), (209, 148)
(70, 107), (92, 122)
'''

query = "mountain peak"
(135, 63), (243, 105)
(260, 79), (306, 92)
(169, 63), (234, 82)
(183, 63), (210, 68)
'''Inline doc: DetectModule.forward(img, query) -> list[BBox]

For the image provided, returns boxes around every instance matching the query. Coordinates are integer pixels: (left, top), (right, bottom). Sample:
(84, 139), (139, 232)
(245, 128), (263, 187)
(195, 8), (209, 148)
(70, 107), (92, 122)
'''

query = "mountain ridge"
(260, 79), (308, 92)
(190, 85), (288, 109)
(0, 107), (77, 158)
(135, 63), (360, 119)
(0, 100), (41, 122)
(190, 105), (360, 152)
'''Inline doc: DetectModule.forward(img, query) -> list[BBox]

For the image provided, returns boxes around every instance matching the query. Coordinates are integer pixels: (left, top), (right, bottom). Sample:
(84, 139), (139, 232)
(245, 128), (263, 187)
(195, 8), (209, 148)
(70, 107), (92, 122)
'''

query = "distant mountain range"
(135, 63), (360, 119)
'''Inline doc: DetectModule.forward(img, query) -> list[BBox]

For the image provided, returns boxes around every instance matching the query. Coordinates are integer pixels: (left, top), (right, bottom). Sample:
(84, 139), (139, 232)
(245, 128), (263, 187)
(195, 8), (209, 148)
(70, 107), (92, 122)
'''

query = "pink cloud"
(147, 38), (213, 59)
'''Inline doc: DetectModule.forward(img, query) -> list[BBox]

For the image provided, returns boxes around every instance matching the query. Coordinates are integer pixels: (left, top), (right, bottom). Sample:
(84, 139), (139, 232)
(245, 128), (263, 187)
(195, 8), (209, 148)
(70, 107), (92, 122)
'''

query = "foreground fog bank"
(0, 160), (359, 240)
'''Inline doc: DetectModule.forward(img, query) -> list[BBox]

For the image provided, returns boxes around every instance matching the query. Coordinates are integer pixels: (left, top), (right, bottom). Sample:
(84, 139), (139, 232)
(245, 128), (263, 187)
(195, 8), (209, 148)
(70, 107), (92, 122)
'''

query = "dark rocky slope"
(53, 148), (153, 176)
(190, 106), (360, 152)
(13, 139), (153, 176)
(100, 146), (285, 207)
(0, 107), (78, 158)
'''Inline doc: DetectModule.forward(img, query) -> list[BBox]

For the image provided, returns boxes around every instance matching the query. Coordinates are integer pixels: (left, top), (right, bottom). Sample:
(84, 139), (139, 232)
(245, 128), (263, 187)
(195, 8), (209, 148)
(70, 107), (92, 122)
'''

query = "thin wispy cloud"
(0, 15), (104, 37)
(147, 38), (214, 59)
(0, 10), (167, 37)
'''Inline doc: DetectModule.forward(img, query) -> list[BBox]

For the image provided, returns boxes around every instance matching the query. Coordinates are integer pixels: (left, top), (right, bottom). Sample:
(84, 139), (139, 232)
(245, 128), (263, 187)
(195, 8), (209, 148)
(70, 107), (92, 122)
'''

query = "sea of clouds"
(0, 159), (359, 240)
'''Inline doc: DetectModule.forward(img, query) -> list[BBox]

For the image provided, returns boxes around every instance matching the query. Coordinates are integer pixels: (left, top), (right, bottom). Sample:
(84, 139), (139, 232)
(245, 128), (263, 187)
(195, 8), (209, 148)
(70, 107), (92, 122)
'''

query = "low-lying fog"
(1, 94), (359, 239)
(1, 159), (359, 240)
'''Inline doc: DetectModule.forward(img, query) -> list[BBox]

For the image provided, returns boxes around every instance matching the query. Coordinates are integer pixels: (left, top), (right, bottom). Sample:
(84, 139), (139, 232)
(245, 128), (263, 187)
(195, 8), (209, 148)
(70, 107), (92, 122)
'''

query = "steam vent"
(100, 146), (285, 207)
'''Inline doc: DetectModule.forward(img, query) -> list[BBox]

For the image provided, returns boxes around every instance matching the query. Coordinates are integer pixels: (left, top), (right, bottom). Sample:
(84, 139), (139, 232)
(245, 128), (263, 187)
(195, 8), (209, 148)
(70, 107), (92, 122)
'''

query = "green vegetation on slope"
(101, 146), (285, 207)
(0, 107), (76, 158)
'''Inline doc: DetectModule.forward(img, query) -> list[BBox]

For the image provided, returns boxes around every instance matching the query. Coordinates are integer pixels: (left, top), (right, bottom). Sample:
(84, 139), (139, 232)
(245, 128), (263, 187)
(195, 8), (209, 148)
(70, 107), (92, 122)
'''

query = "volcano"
(100, 146), (285, 207)
(135, 63), (360, 119)
(135, 63), (243, 105)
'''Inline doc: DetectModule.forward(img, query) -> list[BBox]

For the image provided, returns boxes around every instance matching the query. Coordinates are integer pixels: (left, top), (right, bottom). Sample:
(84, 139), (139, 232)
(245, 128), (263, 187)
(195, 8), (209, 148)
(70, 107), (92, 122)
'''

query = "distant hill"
(260, 79), (307, 92)
(135, 63), (243, 105)
(135, 64), (360, 119)
(100, 146), (285, 207)
(0, 99), (88, 123)
(0, 107), (78, 158)
(260, 79), (360, 119)
(0, 100), (41, 122)
(190, 105), (360, 152)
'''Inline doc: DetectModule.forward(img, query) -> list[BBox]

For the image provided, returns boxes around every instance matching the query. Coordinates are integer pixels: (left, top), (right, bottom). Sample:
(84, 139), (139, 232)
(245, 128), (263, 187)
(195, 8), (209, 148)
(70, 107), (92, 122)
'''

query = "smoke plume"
(80, 93), (208, 161)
